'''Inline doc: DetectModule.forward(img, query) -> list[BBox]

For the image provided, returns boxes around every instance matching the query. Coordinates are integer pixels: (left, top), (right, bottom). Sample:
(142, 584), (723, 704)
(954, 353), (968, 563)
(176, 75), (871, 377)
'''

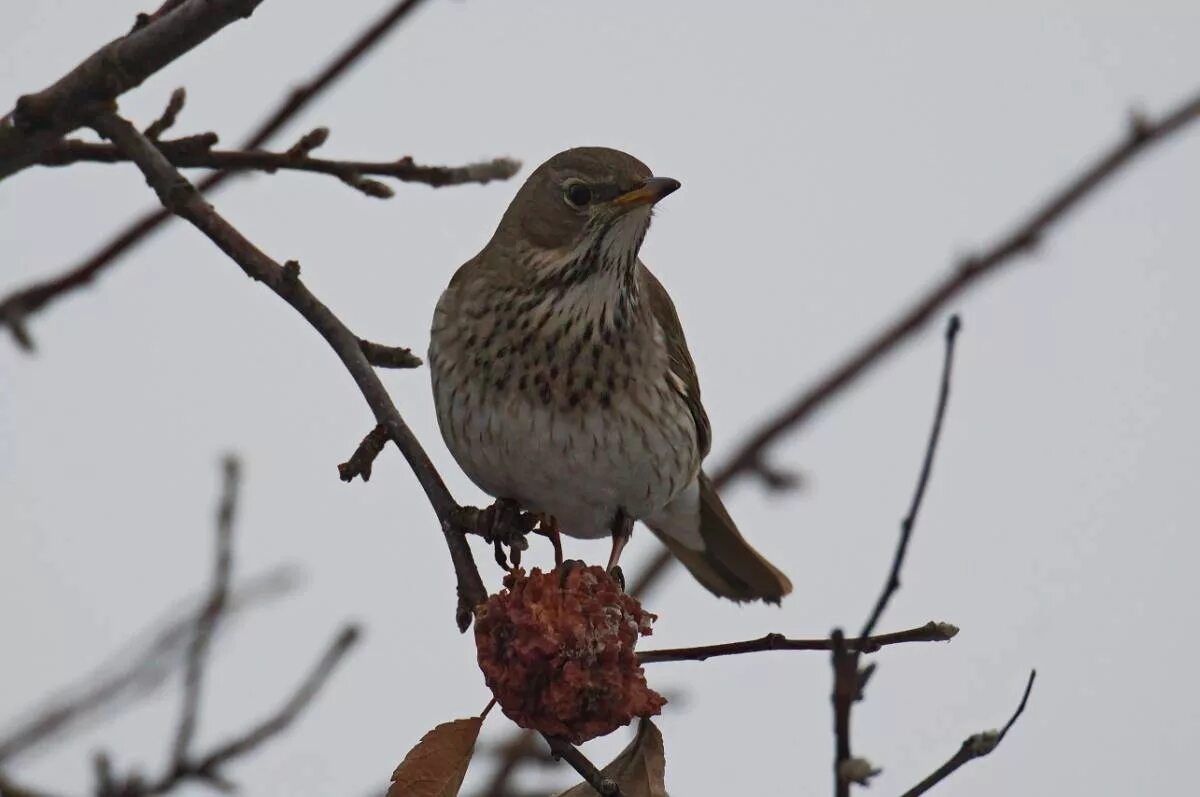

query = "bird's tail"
(645, 471), (793, 603)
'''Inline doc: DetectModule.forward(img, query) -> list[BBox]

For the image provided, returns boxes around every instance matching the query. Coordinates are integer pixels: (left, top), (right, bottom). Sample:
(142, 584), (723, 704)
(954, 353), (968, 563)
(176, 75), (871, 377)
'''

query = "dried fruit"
(474, 565), (666, 743)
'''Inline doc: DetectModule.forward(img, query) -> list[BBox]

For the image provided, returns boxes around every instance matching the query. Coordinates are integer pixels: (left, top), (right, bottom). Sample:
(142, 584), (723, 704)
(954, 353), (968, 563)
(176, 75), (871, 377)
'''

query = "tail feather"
(645, 471), (793, 603)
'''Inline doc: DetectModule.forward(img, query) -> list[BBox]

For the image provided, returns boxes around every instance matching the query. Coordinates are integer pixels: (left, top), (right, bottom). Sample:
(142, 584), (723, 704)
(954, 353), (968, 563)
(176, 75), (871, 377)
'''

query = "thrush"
(428, 147), (792, 603)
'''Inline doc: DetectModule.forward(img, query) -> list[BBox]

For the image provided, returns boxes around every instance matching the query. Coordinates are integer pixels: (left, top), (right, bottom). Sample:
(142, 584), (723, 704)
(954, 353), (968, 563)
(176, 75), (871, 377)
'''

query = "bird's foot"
(478, 498), (534, 572)
(533, 513), (565, 569)
(608, 565), (626, 592)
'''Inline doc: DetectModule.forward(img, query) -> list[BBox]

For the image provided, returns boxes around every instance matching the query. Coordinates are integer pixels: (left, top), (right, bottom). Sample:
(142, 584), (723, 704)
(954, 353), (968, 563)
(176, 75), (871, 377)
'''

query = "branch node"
(286, 126), (329, 158)
(338, 423), (389, 482)
(838, 756), (882, 785)
(281, 259), (301, 284)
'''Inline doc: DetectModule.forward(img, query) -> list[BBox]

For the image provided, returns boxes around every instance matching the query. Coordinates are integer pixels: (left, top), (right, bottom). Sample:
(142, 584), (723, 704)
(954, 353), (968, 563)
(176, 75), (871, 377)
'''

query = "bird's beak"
(613, 176), (682, 208)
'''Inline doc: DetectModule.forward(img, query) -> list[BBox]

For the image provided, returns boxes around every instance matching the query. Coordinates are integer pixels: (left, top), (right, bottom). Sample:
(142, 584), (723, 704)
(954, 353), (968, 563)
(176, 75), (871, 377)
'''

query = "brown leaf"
(555, 719), (667, 797)
(387, 716), (483, 797)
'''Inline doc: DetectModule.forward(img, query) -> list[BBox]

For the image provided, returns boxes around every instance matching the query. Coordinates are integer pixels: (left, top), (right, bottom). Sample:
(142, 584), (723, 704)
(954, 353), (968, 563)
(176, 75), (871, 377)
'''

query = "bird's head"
(492, 147), (680, 289)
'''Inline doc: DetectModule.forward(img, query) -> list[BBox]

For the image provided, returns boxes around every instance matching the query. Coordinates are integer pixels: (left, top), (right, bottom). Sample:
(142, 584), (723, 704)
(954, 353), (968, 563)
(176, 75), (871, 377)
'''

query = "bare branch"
(859, 315), (961, 640)
(169, 455), (240, 770)
(544, 737), (621, 797)
(898, 670), (1037, 797)
(636, 621), (958, 665)
(0, 567), (297, 765)
(0, 0), (439, 349)
(0, 0), (266, 180)
(36, 137), (521, 193)
(87, 110), (491, 623)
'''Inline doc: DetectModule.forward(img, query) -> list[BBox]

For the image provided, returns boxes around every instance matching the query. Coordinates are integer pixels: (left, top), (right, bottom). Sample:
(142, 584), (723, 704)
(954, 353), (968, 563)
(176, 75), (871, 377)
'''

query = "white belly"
(434, 374), (698, 539)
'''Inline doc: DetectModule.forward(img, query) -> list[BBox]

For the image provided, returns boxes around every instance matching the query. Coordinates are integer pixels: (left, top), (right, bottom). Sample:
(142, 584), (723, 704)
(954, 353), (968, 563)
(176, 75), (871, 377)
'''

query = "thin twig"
(36, 139), (521, 193)
(544, 737), (621, 797)
(859, 316), (961, 640)
(636, 621), (958, 664)
(144, 88), (187, 140)
(88, 111), (490, 622)
(898, 670), (1037, 797)
(169, 455), (240, 769)
(0, 0), (439, 349)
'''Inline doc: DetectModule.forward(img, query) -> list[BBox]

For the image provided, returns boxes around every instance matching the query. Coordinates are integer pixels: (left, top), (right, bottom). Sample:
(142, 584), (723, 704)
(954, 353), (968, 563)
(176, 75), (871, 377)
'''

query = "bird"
(428, 146), (792, 603)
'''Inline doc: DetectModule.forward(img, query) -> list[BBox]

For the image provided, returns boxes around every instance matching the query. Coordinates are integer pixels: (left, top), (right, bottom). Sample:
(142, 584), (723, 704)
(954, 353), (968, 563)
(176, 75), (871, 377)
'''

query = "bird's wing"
(640, 263), (711, 458)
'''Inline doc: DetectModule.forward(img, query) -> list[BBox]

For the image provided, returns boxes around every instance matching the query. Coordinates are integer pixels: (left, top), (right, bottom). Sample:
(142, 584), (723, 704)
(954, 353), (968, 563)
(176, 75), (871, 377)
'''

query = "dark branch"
(169, 456), (240, 769)
(636, 621), (958, 664)
(0, 0), (439, 349)
(0, 0), (266, 180)
(544, 737), (621, 797)
(88, 110), (490, 624)
(143, 87), (187, 140)
(36, 137), (521, 194)
(338, 423), (389, 482)
(898, 670), (1037, 797)
(859, 315), (961, 640)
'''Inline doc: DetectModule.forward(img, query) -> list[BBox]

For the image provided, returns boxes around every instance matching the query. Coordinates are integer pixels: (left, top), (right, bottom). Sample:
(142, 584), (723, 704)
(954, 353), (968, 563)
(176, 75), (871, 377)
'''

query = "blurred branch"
(0, 0), (439, 351)
(544, 738), (620, 797)
(0, 568), (297, 766)
(636, 620), (958, 665)
(0, 0), (265, 181)
(168, 455), (239, 771)
(1, 457), (354, 797)
(898, 670), (1037, 797)
(36, 136), (520, 195)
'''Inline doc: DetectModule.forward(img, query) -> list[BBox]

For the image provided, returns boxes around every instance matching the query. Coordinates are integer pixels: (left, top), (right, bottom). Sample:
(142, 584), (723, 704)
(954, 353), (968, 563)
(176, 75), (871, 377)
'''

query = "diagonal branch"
(36, 138), (520, 194)
(87, 110), (490, 622)
(859, 316), (960, 640)
(898, 670), (1037, 797)
(0, 0), (266, 180)
(0, 0), (438, 350)
(625, 85), (1200, 605)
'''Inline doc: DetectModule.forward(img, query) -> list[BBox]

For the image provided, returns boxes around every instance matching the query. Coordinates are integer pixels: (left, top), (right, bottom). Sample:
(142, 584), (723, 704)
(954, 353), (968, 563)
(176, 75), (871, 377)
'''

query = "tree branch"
(859, 316), (960, 640)
(36, 137), (520, 194)
(168, 455), (240, 770)
(0, 0), (441, 350)
(636, 621), (958, 665)
(0, 0), (266, 180)
(544, 737), (621, 797)
(898, 670), (1037, 797)
(87, 110), (491, 624)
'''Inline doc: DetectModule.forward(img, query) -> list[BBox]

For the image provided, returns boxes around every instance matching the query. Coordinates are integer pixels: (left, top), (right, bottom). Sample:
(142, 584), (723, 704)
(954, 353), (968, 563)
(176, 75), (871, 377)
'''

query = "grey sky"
(3, 1), (1200, 795)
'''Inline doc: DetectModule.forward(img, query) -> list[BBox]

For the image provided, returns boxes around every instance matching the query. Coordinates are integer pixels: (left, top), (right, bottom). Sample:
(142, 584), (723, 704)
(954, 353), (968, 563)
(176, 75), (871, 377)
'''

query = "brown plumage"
(428, 146), (792, 602)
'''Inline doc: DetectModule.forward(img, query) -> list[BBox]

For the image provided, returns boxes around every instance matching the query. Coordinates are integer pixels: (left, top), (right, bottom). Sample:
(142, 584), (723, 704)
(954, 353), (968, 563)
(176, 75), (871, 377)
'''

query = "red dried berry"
(473, 564), (666, 743)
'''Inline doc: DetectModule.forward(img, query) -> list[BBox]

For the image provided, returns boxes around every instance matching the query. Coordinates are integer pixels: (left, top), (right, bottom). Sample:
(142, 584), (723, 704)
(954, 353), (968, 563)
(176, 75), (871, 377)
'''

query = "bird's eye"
(564, 181), (592, 208)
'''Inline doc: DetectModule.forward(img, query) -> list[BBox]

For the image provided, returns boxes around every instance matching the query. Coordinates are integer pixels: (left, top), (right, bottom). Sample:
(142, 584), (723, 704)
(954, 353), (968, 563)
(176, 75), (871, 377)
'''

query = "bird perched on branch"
(429, 147), (791, 602)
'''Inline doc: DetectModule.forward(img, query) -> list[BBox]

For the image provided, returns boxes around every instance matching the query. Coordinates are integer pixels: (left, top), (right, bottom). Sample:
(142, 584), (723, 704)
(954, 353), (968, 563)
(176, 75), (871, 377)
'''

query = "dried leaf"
(387, 716), (483, 797)
(555, 719), (667, 797)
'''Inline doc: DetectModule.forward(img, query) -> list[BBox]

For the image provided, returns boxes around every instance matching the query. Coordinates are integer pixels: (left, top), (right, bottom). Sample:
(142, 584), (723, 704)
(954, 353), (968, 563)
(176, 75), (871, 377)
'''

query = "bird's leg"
(536, 514), (565, 570)
(606, 510), (634, 590)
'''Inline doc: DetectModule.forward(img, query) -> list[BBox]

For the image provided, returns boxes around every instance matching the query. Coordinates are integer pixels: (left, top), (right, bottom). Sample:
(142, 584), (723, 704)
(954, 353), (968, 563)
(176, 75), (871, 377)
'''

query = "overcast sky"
(3, 2), (1200, 795)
